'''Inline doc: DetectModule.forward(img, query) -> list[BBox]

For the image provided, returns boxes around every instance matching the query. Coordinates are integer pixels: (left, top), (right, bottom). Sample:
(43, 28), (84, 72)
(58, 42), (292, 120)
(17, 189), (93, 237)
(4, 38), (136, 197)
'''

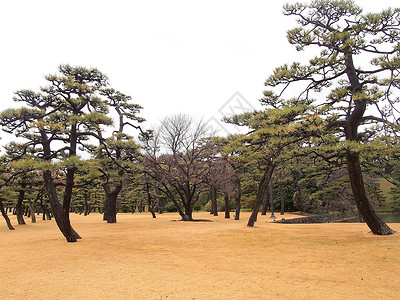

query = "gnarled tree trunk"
(234, 178), (241, 220)
(29, 199), (36, 223)
(346, 151), (394, 235)
(343, 52), (394, 235)
(43, 170), (81, 242)
(248, 164), (275, 227)
(261, 186), (270, 216)
(210, 185), (218, 216)
(224, 191), (230, 219)
(16, 183), (26, 225)
(182, 203), (194, 221)
(103, 183), (122, 223)
(0, 198), (14, 230)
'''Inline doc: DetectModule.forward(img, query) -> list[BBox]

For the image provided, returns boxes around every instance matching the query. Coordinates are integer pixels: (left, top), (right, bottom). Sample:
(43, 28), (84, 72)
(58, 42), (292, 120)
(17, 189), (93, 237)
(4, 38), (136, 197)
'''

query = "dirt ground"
(1, 211), (400, 300)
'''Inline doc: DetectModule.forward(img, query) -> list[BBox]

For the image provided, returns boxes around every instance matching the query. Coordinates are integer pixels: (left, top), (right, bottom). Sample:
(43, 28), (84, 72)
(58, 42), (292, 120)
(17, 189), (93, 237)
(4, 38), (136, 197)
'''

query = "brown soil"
(1, 212), (399, 299)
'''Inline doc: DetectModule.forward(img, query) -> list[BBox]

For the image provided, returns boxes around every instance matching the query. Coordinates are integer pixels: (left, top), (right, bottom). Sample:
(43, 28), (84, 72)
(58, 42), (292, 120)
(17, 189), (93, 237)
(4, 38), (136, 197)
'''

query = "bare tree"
(142, 114), (213, 221)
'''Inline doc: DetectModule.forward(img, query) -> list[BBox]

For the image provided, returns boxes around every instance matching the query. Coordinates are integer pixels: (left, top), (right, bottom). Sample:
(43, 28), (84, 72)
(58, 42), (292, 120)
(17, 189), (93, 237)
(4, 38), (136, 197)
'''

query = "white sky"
(0, 0), (399, 141)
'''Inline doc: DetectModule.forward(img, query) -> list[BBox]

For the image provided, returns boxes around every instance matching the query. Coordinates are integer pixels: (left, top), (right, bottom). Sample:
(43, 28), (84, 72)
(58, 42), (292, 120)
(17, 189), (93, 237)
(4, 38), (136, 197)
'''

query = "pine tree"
(262, 1), (400, 235)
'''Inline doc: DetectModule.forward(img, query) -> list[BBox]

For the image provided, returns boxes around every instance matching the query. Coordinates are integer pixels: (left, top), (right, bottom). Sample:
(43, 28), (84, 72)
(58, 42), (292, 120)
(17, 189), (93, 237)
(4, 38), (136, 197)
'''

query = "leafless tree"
(142, 114), (213, 221)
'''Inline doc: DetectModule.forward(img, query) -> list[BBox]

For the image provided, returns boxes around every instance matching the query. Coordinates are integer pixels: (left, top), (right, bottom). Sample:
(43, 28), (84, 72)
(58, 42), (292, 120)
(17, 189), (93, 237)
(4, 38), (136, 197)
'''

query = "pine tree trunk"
(261, 187), (269, 215)
(103, 196), (109, 221)
(0, 198), (14, 230)
(103, 183), (122, 224)
(343, 51), (394, 235)
(248, 164), (274, 227)
(107, 193), (118, 223)
(224, 191), (230, 219)
(43, 170), (81, 242)
(346, 151), (395, 235)
(16, 188), (26, 225)
(61, 167), (79, 240)
(235, 179), (242, 220)
(30, 199), (36, 223)
(210, 185), (218, 216)
(84, 192), (90, 216)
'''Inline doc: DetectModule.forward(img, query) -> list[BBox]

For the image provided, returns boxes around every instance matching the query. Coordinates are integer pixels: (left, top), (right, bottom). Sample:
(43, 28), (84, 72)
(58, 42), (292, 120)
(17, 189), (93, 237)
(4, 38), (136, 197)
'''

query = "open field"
(1, 212), (400, 300)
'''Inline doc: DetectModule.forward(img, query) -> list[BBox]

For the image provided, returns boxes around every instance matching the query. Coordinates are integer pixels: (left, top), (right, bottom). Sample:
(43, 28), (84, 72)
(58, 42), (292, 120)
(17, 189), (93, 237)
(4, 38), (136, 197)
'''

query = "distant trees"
(206, 153), (237, 219)
(0, 1), (399, 239)
(72, 159), (104, 215)
(210, 136), (243, 219)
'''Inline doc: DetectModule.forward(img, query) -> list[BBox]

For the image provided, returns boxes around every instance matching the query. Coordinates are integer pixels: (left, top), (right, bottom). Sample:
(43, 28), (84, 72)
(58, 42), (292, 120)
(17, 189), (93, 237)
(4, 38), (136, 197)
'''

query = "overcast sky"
(1, 0), (399, 139)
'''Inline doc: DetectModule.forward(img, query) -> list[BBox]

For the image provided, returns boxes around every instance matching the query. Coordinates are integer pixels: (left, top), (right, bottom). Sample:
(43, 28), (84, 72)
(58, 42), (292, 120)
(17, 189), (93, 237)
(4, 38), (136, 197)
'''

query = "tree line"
(1, 0), (400, 241)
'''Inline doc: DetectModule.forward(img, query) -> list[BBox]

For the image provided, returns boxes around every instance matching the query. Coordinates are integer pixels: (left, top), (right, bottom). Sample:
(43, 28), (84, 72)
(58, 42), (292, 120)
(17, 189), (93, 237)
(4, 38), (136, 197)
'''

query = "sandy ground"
(1, 211), (400, 300)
